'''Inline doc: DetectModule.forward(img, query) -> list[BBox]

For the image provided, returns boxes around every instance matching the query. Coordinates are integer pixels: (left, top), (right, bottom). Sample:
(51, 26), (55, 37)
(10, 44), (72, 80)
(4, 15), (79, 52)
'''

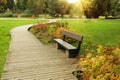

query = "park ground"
(0, 18), (120, 78)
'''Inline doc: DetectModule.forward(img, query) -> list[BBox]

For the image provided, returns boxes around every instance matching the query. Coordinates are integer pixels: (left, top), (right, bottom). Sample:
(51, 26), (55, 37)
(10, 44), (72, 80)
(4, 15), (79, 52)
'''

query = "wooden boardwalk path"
(1, 25), (77, 80)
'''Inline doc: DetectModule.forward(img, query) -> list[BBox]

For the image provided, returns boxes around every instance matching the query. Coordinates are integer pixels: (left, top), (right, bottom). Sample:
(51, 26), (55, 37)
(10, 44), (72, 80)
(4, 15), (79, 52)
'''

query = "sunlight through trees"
(0, 0), (120, 18)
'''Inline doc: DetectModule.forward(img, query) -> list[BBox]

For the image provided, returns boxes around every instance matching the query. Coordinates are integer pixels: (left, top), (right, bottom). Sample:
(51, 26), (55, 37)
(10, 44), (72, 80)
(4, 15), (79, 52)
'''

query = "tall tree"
(6, 0), (14, 10)
(27, 0), (45, 17)
(0, 0), (7, 13)
(110, 0), (120, 16)
(15, 0), (27, 11)
(103, 0), (112, 18)
(58, 0), (69, 18)
(47, 0), (59, 17)
(80, 0), (119, 18)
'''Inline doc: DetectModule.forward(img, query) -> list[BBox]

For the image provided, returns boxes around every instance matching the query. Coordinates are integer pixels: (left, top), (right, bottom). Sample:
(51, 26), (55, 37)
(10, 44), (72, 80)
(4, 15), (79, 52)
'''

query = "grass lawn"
(0, 19), (47, 78)
(63, 19), (120, 46)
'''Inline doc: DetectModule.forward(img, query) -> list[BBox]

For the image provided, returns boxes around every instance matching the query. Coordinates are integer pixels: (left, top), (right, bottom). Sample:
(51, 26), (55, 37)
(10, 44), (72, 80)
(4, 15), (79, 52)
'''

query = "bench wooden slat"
(62, 31), (83, 41)
(54, 39), (77, 50)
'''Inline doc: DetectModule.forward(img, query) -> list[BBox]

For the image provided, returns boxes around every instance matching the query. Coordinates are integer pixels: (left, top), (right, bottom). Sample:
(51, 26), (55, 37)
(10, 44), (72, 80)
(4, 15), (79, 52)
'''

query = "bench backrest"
(62, 30), (83, 41)
(62, 30), (83, 52)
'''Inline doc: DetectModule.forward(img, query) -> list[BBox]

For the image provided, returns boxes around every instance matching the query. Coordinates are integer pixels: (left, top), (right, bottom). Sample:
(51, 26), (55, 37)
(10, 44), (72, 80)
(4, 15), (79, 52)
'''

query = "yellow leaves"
(97, 45), (103, 53)
(79, 58), (92, 68)
(113, 47), (120, 57)
(52, 26), (74, 39)
(86, 53), (92, 58)
(52, 27), (65, 38)
(77, 45), (120, 80)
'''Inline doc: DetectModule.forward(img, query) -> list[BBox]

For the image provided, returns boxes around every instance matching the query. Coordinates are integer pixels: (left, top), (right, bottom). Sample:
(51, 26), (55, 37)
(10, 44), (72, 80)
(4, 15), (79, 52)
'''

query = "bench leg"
(57, 43), (65, 50)
(65, 50), (78, 58)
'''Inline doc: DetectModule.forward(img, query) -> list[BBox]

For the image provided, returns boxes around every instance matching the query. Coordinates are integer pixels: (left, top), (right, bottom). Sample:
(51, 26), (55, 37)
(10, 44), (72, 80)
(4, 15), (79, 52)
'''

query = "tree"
(58, 0), (69, 18)
(103, 0), (112, 18)
(110, 0), (120, 16)
(80, 0), (119, 18)
(0, 0), (7, 13)
(15, 0), (27, 13)
(80, 0), (94, 18)
(6, 0), (14, 11)
(115, 2), (120, 16)
(26, 0), (45, 17)
(47, 0), (59, 17)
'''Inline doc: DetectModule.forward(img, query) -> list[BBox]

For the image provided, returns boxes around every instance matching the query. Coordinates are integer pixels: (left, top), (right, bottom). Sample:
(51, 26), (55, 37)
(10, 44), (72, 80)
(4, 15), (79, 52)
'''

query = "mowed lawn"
(64, 19), (120, 46)
(0, 19), (120, 78)
(0, 19), (47, 78)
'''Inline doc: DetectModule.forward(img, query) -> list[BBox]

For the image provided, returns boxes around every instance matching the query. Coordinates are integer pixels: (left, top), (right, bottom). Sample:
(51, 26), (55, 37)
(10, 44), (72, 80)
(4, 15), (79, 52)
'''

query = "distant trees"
(15, 0), (27, 13)
(0, 0), (7, 13)
(26, 0), (44, 16)
(14, 0), (71, 17)
(57, 0), (69, 18)
(80, 0), (120, 18)
(6, 0), (14, 10)
(110, 0), (120, 16)
(0, 0), (120, 18)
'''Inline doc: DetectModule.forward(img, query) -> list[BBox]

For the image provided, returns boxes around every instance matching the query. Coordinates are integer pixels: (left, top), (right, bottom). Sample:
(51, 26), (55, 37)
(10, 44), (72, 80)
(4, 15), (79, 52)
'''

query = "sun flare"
(67, 0), (79, 3)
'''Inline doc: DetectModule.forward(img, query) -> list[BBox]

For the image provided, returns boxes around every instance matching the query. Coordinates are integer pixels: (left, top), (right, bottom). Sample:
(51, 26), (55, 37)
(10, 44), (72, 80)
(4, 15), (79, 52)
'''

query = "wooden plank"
(54, 39), (77, 49)
(62, 30), (83, 41)
(1, 25), (77, 80)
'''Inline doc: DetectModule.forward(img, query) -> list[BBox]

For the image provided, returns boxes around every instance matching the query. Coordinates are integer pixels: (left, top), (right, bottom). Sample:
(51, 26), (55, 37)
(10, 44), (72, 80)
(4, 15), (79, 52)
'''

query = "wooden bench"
(54, 30), (83, 58)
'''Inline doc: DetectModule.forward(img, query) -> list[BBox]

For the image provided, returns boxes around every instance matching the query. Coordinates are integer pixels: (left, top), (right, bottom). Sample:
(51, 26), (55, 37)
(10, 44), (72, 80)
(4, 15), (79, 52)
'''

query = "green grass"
(0, 19), (47, 78)
(63, 19), (120, 46)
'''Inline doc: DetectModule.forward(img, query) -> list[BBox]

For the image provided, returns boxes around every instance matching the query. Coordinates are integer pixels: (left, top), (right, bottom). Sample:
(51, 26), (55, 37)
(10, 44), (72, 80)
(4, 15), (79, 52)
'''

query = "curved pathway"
(1, 25), (77, 80)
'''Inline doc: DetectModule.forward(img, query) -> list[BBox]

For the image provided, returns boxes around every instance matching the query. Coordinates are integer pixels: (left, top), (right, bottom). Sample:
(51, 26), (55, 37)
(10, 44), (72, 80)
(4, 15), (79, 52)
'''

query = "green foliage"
(26, 0), (46, 17)
(111, 0), (120, 16)
(80, 0), (120, 18)
(1, 0), (120, 18)
(15, 0), (27, 12)
(6, 0), (14, 10)
(47, 0), (59, 17)
(14, 0), (73, 18)
(0, 0), (7, 13)
(0, 9), (13, 17)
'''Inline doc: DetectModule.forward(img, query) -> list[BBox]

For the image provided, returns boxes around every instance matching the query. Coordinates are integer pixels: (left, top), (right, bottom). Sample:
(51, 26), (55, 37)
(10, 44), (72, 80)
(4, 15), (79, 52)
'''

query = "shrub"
(20, 14), (33, 17)
(0, 9), (13, 17)
(52, 27), (73, 39)
(20, 9), (33, 17)
(32, 23), (49, 33)
(29, 21), (75, 44)
(75, 45), (120, 80)
(52, 25), (78, 46)
(30, 23), (54, 44)
(52, 22), (70, 39)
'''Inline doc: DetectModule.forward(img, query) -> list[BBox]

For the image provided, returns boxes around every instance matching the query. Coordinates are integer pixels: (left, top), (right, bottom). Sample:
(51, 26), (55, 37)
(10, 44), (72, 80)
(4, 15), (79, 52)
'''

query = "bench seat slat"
(54, 39), (77, 50)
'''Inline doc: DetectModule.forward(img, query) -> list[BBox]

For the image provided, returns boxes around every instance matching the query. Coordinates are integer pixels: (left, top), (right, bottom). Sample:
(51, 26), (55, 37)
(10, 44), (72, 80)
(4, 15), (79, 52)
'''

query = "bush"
(20, 9), (34, 17)
(52, 23), (77, 45)
(115, 15), (120, 19)
(20, 14), (33, 17)
(32, 23), (49, 33)
(52, 27), (73, 39)
(29, 21), (75, 44)
(30, 23), (52, 44)
(0, 9), (14, 17)
(75, 45), (120, 80)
